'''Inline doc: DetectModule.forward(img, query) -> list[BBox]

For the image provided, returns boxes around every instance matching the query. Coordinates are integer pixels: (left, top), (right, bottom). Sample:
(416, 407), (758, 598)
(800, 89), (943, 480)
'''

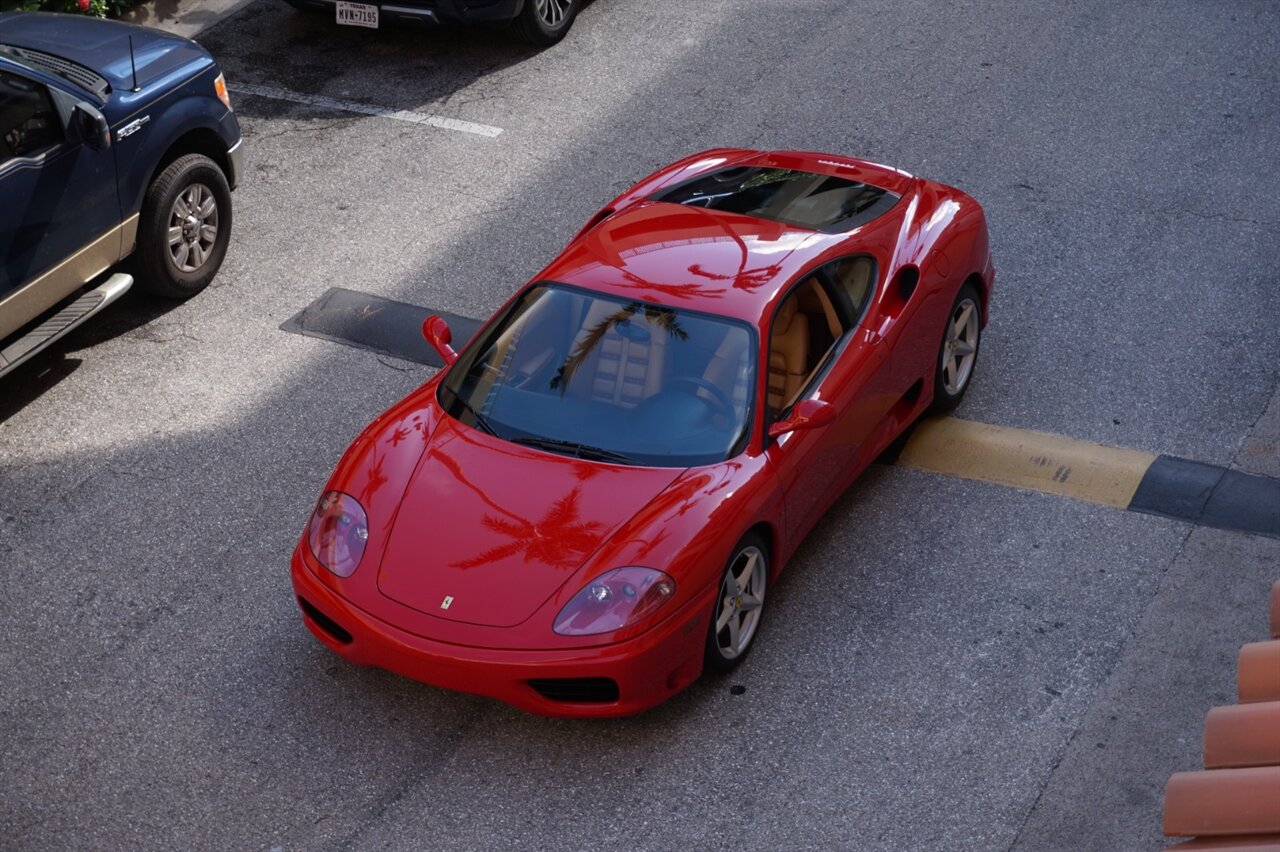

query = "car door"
(0, 66), (119, 338)
(763, 256), (896, 548)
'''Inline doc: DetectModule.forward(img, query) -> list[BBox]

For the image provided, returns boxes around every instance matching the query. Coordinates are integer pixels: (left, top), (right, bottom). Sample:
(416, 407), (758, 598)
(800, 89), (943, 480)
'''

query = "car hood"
(0, 13), (208, 94)
(376, 418), (685, 628)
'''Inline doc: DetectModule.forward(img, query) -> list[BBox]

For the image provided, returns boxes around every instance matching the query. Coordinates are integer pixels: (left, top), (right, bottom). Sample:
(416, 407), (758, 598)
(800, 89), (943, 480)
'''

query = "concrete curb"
(121, 0), (257, 38)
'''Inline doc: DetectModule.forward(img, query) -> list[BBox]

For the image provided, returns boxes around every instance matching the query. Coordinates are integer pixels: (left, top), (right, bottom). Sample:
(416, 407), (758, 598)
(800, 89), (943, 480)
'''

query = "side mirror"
(423, 315), (458, 365)
(74, 101), (111, 152)
(768, 399), (836, 439)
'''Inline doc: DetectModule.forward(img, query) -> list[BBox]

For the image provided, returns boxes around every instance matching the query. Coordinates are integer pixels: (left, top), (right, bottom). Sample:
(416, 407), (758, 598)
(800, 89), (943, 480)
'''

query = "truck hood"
(376, 417), (685, 629)
(0, 12), (209, 94)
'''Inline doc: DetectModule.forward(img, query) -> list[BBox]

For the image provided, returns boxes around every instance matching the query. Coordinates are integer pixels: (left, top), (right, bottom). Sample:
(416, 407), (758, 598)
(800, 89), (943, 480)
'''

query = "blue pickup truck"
(0, 12), (243, 379)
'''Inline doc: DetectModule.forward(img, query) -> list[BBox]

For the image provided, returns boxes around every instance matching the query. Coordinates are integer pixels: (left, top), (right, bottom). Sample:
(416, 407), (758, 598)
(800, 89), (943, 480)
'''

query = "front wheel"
(929, 283), (982, 412)
(136, 153), (233, 300)
(514, 0), (579, 47)
(704, 534), (769, 674)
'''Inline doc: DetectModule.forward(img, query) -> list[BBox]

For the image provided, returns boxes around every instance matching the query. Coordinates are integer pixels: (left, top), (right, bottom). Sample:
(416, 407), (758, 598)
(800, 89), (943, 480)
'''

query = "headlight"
(306, 491), (368, 578)
(214, 73), (231, 111)
(553, 567), (676, 636)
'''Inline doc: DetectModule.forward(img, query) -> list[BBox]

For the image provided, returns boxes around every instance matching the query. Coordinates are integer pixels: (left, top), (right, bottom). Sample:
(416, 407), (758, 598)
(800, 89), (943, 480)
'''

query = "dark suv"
(0, 12), (243, 379)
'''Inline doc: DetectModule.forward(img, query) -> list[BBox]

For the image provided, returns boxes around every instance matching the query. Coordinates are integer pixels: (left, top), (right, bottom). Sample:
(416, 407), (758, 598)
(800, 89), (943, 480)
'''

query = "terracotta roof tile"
(1239, 641), (1280, 704)
(1166, 837), (1280, 850)
(1270, 581), (1279, 639)
(1204, 703), (1280, 769)
(1163, 581), (1280, 848)
(1163, 767), (1280, 836)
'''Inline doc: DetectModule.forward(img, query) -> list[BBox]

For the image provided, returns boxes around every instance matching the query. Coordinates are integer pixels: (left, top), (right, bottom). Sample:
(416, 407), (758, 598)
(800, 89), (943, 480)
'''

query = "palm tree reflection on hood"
(450, 487), (605, 570)
(549, 301), (687, 395)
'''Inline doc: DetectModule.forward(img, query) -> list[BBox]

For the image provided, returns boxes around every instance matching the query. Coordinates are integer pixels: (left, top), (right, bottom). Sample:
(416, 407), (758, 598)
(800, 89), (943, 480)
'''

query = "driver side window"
(0, 70), (63, 164)
(767, 276), (845, 420)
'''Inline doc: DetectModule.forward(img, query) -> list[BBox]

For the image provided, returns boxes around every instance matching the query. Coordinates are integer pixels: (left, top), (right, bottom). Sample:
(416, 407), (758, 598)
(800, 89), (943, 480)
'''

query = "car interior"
(767, 275), (843, 418)
(0, 69), (61, 161)
(765, 255), (876, 420)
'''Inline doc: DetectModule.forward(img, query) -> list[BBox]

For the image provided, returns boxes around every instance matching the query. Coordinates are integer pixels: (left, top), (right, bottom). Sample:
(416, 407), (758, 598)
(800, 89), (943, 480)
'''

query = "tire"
(135, 153), (233, 300)
(929, 282), (982, 413)
(514, 0), (579, 47)
(704, 533), (769, 675)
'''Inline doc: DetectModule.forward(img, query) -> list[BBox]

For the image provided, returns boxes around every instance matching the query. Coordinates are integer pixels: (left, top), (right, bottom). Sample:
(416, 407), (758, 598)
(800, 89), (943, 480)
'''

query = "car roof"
(544, 151), (917, 324)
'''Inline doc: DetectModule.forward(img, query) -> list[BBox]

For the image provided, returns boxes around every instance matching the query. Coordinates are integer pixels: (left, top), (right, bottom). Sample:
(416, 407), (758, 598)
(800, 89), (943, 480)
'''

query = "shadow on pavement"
(198, 0), (546, 110)
(0, 355), (81, 424)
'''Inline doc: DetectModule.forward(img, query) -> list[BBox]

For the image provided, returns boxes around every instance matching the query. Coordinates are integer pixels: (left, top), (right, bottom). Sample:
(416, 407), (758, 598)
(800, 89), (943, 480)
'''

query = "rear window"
(652, 166), (900, 233)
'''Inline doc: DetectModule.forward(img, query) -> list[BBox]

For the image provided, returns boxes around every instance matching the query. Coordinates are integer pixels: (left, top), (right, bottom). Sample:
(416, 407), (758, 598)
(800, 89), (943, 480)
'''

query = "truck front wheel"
(514, 0), (579, 46)
(136, 153), (233, 299)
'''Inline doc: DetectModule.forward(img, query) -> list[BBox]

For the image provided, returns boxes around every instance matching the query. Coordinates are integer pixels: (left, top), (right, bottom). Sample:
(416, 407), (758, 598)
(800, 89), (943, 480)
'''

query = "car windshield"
(439, 283), (756, 467)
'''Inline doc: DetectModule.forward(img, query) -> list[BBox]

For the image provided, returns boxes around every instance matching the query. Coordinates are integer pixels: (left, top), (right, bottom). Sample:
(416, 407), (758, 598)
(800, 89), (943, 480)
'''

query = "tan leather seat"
(768, 297), (810, 413)
(831, 256), (872, 311)
(703, 326), (751, 417)
(566, 301), (668, 407)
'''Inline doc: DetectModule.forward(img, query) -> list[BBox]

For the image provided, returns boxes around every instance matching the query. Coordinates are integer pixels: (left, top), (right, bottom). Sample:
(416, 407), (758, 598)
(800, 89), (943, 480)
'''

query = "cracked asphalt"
(2, 0), (1279, 849)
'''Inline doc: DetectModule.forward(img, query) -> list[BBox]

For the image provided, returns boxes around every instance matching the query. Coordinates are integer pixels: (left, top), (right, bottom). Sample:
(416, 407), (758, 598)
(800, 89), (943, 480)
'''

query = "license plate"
(336, 1), (378, 28)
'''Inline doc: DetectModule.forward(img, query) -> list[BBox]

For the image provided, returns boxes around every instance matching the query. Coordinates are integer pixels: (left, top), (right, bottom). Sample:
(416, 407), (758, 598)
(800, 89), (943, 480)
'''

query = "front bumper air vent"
(528, 678), (621, 704)
(297, 596), (353, 645)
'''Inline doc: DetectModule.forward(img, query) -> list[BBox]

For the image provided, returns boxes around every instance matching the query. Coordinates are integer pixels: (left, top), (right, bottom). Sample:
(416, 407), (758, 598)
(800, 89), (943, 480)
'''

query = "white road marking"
(230, 83), (504, 138)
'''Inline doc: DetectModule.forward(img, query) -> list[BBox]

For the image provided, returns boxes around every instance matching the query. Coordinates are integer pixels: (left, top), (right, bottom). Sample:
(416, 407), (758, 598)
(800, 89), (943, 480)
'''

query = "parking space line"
(897, 417), (1156, 509)
(229, 83), (504, 138)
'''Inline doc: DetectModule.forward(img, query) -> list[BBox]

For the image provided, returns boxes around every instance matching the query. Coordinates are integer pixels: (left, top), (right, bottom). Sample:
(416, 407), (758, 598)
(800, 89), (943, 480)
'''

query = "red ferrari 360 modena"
(291, 149), (994, 717)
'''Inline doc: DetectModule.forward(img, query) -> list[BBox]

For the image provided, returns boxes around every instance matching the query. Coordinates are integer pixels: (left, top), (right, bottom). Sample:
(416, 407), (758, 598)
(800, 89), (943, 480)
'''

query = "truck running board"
(0, 273), (133, 380)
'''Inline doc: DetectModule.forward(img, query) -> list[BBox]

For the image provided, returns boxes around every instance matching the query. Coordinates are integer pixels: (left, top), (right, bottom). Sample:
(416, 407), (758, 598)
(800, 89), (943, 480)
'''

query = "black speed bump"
(282, 294), (1280, 540)
(280, 287), (481, 368)
(1129, 456), (1280, 540)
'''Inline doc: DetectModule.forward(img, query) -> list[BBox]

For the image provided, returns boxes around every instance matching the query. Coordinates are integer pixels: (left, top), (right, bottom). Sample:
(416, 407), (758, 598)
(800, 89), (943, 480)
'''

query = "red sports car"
(291, 149), (994, 717)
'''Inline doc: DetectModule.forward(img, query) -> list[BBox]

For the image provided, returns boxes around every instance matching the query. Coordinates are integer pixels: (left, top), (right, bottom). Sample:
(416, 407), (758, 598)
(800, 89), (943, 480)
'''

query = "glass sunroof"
(651, 166), (900, 233)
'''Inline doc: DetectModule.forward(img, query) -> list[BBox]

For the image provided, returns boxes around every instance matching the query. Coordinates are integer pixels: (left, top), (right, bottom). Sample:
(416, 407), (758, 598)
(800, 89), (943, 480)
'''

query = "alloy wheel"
(713, 545), (766, 660)
(167, 183), (219, 273)
(941, 297), (979, 396)
(534, 0), (572, 26)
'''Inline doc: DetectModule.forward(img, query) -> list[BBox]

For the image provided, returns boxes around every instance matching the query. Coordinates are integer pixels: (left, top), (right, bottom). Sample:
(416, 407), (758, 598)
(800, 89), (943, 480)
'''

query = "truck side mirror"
(74, 102), (111, 152)
(423, 315), (458, 365)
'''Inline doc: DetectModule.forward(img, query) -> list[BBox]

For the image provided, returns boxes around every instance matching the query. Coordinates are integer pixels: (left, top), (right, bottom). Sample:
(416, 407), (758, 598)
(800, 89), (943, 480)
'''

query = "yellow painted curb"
(897, 418), (1157, 509)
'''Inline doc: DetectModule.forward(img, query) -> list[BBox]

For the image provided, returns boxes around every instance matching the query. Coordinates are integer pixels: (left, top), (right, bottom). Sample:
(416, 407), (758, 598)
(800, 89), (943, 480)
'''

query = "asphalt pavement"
(2, 0), (1278, 849)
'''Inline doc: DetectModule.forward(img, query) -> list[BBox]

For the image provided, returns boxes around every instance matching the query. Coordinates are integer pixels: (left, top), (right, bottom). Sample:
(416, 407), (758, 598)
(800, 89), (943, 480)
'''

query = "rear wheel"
(514, 0), (579, 46)
(136, 154), (232, 300)
(704, 534), (768, 674)
(929, 283), (981, 412)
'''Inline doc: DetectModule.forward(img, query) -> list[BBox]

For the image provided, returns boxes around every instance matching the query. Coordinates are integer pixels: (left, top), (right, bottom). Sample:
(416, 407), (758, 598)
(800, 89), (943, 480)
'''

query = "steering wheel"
(666, 377), (736, 423)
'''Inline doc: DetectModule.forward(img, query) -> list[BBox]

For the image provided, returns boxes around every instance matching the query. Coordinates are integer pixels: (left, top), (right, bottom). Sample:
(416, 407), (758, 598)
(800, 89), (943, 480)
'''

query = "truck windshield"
(0, 45), (110, 101)
(439, 283), (756, 467)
